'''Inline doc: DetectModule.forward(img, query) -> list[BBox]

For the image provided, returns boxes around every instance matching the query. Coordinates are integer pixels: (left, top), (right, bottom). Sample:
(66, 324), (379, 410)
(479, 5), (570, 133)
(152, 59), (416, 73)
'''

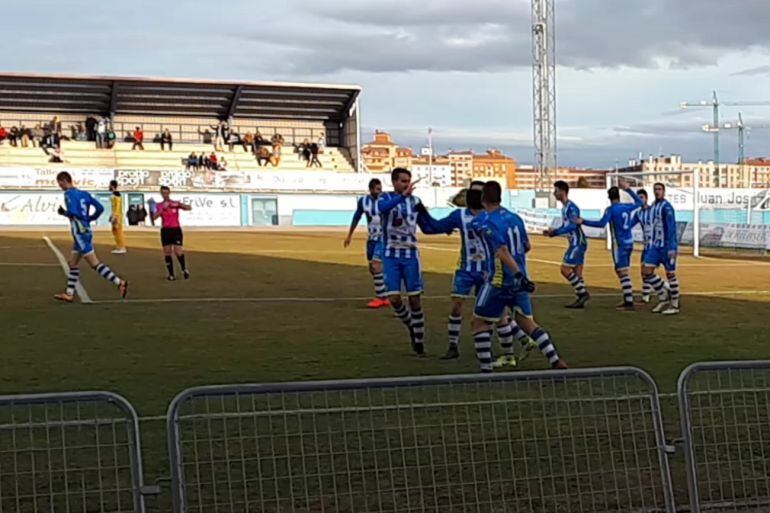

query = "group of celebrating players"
(346, 168), (681, 372)
(50, 166), (681, 374)
(52, 171), (192, 303)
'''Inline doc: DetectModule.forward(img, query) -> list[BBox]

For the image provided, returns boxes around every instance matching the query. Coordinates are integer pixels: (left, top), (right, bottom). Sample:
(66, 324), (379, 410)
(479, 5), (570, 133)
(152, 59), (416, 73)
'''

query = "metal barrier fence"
(679, 361), (770, 513)
(167, 367), (675, 513)
(0, 391), (147, 513)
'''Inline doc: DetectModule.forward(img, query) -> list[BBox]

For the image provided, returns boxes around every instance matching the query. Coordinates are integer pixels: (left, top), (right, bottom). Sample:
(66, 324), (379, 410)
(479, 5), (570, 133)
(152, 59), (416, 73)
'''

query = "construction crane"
(681, 91), (770, 187)
(709, 113), (770, 188)
(532, 0), (556, 193)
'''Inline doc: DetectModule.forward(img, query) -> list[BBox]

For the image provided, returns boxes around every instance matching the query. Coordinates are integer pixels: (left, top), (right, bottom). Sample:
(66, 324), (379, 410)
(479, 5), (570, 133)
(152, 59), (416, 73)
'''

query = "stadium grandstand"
(0, 72), (361, 173)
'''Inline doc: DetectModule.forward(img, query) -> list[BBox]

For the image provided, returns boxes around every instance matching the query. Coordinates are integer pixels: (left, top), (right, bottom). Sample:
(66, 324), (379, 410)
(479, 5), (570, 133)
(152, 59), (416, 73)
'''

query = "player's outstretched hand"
(619, 181), (630, 190)
(516, 272), (536, 293)
(575, 217), (584, 225)
(542, 227), (555, 237)
(343, 235), (352, 248)
(57, 206), (69, 218)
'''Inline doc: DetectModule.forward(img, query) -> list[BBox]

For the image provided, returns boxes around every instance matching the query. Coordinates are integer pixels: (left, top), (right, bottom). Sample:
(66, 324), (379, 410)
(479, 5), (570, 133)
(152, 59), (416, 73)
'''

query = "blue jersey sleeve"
(625, 188), (644, 207)
(553, 203), (580, 236)
(375, 193), (406, 215)
(419, 208), (460, 235)
(349, 198), (364, 230)
(581, 207), (612, 229)
(663, 203), (678, 250)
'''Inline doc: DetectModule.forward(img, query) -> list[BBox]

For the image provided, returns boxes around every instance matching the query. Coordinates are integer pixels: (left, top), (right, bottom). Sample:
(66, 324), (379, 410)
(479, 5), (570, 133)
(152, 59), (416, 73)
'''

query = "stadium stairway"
(0, 141), (356, 172)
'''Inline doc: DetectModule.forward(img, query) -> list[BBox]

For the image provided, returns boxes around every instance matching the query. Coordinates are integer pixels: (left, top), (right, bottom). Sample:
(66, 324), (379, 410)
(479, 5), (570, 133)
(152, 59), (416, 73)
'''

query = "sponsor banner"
(683, 222), (770, 249)
(0, 192), (68, 225)
(0, 167), (395, 193)
(666, 188), (770, 211)
(0, 168), (114, 190)
(147, 193), (241, 227)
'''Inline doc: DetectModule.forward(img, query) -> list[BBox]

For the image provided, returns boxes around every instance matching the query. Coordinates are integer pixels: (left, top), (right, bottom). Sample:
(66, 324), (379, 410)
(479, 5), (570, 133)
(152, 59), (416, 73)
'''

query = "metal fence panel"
(0, 391), (146, 513)
(679, 361), (770, 513)
(168, 367), (675, 513)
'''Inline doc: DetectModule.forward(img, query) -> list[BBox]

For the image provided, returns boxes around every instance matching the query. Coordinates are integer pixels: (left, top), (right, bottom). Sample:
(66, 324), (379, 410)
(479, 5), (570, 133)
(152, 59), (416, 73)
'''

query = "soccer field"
(3, 227), (770, 508)
(2, 227), (770, 410)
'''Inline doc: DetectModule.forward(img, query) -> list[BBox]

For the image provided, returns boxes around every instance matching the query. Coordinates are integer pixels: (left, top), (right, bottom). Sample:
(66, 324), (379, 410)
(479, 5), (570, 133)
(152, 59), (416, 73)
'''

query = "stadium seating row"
(0, 140), (356, 172)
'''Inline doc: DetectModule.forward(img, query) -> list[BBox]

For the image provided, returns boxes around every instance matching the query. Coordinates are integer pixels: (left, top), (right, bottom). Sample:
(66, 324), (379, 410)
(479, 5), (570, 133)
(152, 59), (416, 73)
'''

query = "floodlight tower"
(532, 0), (556, 192)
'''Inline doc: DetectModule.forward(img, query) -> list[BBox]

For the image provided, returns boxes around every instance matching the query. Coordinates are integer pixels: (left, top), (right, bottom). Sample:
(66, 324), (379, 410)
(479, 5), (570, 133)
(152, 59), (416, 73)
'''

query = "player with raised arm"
(418, 181), (535, 364)
(643, 183), (680, 315)
(344, 178), (389, 309)
(472, 181), (567, 373)
(152, 186), (192, 281)
(576, 183), (644, 310)
(544, 181), (591, 308)
(108, 180), (127, 254)
(633, 189), (655, 303)
(367, 168), (428, 356)
(53, 171), (128, 303)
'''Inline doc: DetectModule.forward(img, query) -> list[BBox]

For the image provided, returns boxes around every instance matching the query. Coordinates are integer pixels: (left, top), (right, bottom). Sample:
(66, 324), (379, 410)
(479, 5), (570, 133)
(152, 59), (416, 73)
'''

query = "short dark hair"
(391, 168), (411, 182)
(109, 179), (118, 188)
(608, 186), (620, 201)
(654, 182), (666, 191)
(160, 185), (171, 192)
(390, 167), (412, 182)
(470, 180), (486, 189)
(56, 171), (72, 183)
(637, 188), (648, 197)
(482, 181), (502, 205)
(368, 178), (381, 189)
(553, 180), (569, 193)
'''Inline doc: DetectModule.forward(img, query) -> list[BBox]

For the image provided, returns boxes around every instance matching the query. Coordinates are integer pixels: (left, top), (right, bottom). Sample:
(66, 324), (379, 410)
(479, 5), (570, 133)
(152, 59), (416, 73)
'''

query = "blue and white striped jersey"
(424, 208), (488, 273)
(473, 207), (529, 288)
(366, 192), (424, 259)
(633, 206), (654, 249)
(650, 199), (678, 250)
(553, 200), (586, 247)
(350, 195), (382, 241)
(64, 188), (104, 237)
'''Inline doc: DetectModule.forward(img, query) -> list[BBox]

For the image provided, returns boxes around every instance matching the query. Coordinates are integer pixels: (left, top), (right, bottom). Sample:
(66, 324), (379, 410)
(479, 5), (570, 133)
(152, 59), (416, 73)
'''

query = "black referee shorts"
(160, 227), (184, 247)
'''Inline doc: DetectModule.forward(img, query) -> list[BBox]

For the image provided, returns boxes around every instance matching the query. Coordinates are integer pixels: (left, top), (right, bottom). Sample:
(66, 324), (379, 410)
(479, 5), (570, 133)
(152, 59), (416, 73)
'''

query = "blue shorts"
(366, 240), (383, 262)
(383, 256), (423, 296)
(612, 244), (633, 271)
(71, 231), (94, 255)
(640, 247), (650, 265)
(563, 244), (587, 266)
(643, 247), (677, 272)
(474, 283), (534, 322)
(451, 270), (486, 298)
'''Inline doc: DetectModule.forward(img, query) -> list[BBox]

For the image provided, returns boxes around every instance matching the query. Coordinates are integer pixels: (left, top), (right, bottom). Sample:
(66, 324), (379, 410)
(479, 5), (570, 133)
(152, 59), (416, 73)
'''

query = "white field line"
(0, 262), (59, 267)
(91, 289), (770, 305)
(42, 236), (92, 304)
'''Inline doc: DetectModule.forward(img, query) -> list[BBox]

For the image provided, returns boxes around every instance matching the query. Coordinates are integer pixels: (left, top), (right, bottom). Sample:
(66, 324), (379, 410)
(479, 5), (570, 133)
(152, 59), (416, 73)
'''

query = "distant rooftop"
(0, 72), (361, 121)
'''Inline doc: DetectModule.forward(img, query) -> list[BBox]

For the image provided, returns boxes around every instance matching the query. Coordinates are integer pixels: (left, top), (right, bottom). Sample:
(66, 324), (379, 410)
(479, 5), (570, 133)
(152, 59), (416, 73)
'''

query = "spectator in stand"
(271, 133), (284, 145)
(270, 139), (283, 167)
(211, 120), (228, 151)
(0, 124), (7, 144)
(242, 131), (255, 153)
(219, 156), (228, 170)
(256, 146), (271, 167)
(75, 123), (87, 141)
(160, 129), (173, 151)
(209, 152), (218, 170)
(317, 132), (326, 153)
(9, 126), (19, 147)
(300, 138), (311, 164)
(309, 141), (322, 168)
(105, 128), (117, 149)
(31, 124), (44, 148)
(187, 152), (199, 171)
(49, 116), (62, 137)
(199, 128), (213, 144)
(19, 125), (30, 148)
(132, 126), (144, 150)
(202, 153), (211, 170)
(95, 117), (107, 148)
(127, 205), (139, 226)
(254, 129), (265, 146)
(226, 130), (241, 152)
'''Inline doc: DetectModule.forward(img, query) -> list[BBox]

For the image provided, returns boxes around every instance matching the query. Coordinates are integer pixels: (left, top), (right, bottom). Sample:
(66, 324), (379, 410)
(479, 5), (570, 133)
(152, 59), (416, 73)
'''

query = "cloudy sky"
(6, 0), (770, 166)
